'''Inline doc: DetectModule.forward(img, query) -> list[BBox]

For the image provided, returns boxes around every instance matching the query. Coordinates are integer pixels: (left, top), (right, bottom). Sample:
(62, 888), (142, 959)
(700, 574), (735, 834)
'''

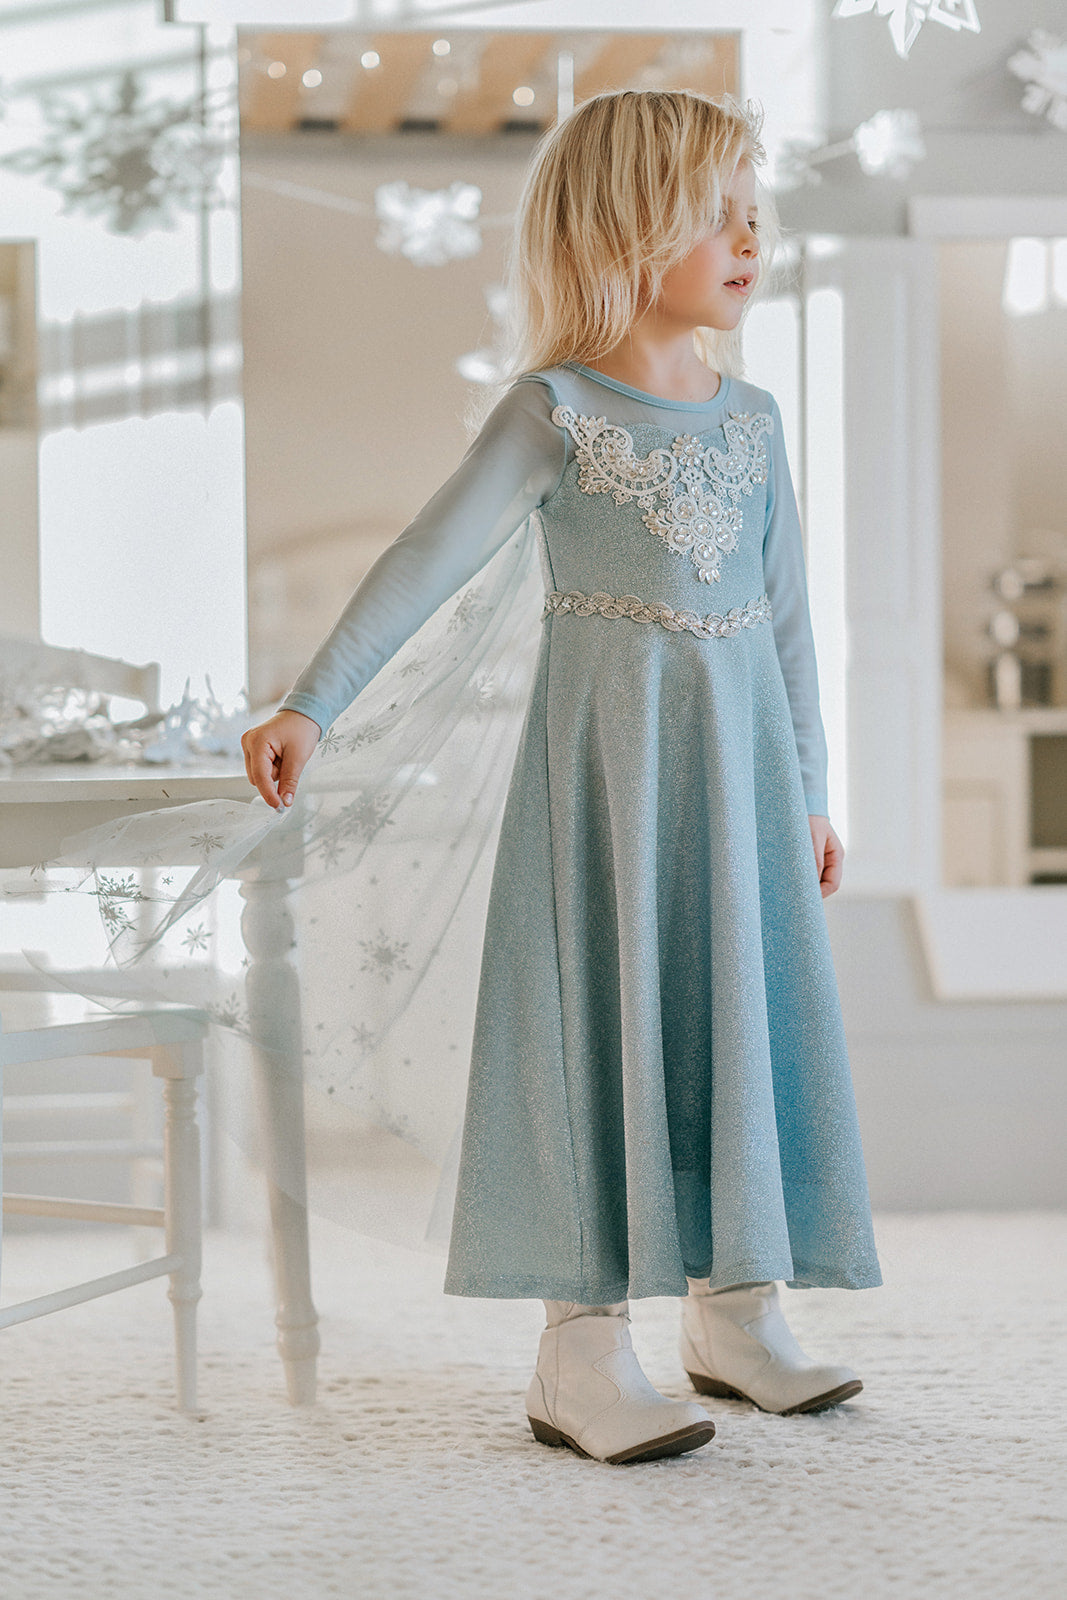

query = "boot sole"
(685, 1372), (863, 1415)
(528, 1413), (716, 1465)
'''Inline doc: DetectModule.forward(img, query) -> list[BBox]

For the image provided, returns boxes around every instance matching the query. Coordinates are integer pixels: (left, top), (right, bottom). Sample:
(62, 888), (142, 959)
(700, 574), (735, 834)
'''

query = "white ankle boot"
(527, 1303), (716, 1464)
(680, 1281), (862, 1415)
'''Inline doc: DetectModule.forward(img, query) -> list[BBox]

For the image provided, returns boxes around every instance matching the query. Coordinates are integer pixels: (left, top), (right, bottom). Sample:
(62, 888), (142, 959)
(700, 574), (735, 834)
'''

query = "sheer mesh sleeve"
(279, 378), (566, 736)
(761, 395), (830, 817)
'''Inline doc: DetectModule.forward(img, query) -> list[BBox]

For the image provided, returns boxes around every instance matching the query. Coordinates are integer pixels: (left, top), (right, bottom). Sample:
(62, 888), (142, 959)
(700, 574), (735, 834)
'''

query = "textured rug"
(0, 1211), (1064, 1600)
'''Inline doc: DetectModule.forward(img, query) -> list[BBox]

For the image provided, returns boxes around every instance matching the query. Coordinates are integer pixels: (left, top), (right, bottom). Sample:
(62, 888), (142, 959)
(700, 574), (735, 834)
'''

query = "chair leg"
(155, 1044), (203, 1414)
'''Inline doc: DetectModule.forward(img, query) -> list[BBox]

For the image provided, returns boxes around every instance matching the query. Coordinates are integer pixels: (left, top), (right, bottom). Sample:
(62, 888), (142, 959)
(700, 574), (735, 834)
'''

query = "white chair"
(0, 1004), (205, 1411)
(0, 633), (161, 716)
(0, 638), (319, 1406)
(0, 635), (170, 1226)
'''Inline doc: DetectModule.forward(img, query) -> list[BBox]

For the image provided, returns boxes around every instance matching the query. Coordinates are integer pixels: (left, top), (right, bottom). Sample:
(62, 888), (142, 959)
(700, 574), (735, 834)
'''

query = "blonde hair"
(503, 89), (781, 383)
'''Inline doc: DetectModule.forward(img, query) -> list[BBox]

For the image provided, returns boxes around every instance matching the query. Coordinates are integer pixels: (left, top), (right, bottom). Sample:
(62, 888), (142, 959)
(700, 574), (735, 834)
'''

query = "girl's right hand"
(241, 710), (321, 811)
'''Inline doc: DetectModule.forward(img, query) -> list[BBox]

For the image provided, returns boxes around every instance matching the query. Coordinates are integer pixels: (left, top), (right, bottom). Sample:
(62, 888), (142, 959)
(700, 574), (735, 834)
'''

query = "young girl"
(242, 90), (882, 1466)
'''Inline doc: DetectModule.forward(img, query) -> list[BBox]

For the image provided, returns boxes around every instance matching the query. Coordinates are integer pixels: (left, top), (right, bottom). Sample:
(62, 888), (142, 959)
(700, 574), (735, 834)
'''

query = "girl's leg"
(679, 1279), (862, 1414)
(527, 1299), (716, 1465)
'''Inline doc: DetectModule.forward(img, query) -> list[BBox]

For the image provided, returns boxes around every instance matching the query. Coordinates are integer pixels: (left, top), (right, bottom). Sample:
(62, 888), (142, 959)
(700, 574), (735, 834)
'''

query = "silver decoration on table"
(0, 674), (249, 766)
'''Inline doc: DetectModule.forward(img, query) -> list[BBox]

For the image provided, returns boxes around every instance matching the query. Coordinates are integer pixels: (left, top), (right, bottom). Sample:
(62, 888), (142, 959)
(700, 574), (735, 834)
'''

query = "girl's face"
(653, 161), (760, 332)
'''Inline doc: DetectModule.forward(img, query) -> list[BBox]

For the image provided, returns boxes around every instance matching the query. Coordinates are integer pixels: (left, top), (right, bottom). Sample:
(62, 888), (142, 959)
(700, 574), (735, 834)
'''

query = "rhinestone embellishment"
(542, 590), (773, 640)
(551, 404), (772, 584)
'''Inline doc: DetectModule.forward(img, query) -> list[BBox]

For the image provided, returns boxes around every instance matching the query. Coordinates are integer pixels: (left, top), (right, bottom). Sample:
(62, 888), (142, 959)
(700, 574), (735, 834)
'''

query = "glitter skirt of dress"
(443, 603), (882, 1302)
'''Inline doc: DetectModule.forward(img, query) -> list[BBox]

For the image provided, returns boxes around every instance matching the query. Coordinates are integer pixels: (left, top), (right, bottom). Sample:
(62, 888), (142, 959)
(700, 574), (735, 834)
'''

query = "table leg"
(153, 1042), (203, 1414)
(239, 870), (320, 1406)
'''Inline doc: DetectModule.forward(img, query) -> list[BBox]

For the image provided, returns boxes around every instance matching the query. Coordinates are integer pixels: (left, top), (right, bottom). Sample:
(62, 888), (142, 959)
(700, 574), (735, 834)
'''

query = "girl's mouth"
(724, 274), (753, 294)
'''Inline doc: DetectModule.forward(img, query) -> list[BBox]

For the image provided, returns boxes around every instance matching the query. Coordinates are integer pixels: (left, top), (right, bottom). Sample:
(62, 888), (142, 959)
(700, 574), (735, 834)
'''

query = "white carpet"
(0, 1211), (1064, 1600)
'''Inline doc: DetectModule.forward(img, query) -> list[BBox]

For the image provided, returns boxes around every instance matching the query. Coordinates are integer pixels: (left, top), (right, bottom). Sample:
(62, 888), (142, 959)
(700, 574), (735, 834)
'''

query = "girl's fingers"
(247, 736), (283, 808)
(276, 747), (307, 808)
(820, 830), (844, 897)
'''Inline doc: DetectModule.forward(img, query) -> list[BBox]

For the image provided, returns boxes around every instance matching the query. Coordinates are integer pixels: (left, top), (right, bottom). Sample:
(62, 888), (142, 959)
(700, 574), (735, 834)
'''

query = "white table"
(0, 760), (319, 1404)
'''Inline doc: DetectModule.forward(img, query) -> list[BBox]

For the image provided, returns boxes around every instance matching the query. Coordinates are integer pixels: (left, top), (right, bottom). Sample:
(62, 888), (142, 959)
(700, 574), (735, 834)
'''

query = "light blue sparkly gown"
(281, 362), (883, 1302)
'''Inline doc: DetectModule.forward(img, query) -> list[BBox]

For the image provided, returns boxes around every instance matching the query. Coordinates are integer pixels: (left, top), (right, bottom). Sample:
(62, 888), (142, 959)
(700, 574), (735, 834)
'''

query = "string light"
(302, 69), (323, 89)
(432, 39), (451, 58)
(360, 51), (380, 71)
(512, 86), (535, 108)
(266, 61), (286, 80)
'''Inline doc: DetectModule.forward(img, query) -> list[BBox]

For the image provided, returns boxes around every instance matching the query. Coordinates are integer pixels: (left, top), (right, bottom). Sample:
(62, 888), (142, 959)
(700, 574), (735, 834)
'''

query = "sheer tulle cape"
(2, 518), (545, 1247)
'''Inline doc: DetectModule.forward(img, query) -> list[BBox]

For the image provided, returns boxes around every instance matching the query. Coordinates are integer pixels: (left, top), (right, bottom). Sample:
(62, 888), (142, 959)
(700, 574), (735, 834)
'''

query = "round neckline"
(564, 360), (731, 411)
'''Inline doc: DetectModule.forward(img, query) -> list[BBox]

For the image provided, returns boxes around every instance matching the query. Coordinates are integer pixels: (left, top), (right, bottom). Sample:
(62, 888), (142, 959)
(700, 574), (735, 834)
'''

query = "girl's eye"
(749, 219), (760, 234)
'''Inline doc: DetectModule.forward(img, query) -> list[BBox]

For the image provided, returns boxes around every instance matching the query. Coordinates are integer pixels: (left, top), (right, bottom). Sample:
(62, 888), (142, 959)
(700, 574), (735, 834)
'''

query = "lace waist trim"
(542, 589), (773, 640)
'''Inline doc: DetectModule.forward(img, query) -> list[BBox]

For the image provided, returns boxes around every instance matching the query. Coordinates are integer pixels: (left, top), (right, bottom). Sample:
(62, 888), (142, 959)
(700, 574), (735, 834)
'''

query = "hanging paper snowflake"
(456, 282), (510, 385)
(1008, 31), (1067, 132)
(775, 109), (925, 189)
(833, 0), (981, 62)
(374, 180), (483, 267)
(852, 108), (926, 176)
(0, 70), (231, 235)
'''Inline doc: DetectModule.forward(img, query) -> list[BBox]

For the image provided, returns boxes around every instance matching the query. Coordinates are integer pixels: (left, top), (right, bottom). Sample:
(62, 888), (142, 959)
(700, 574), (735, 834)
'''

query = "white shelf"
(943, 708), (1067, 887)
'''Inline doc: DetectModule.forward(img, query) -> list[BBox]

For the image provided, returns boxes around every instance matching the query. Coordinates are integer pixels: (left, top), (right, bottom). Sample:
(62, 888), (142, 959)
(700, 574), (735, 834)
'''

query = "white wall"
(779, 0), (1067, 237)
(0, 3), (248, 705)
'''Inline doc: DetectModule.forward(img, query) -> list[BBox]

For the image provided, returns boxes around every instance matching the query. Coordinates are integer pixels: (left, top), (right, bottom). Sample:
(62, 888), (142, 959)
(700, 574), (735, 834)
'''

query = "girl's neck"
(581, 328), (721, 405)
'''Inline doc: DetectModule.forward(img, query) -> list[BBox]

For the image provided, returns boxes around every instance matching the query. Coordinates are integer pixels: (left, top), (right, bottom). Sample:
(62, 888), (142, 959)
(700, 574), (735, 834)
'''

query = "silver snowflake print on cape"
(190, 832), (226, 860)
(207, 991), (249, 1035)
(447, 588), (489, 634)
(358, 930), (412, 983)
(91, 874), (147, 936)
(552, 406), (771, 585)
(343, 723), (390, 753)
(468, 674), (498, 717)
(181, 923), (211, 954)
(314, 790), (395, 867)
(832, 0), (980, 61)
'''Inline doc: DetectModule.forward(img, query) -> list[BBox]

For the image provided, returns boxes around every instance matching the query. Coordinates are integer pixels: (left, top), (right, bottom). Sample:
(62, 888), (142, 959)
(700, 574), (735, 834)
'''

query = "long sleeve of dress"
(278, 379), (567, 736)
(761, 395), (830, 817)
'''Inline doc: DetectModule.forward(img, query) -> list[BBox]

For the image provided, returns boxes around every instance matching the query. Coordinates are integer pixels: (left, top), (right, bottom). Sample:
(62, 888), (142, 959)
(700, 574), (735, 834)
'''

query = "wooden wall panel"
(443, 34), (554, 135)
(342, 33), (435, 134)
(243, 33), (324, 133)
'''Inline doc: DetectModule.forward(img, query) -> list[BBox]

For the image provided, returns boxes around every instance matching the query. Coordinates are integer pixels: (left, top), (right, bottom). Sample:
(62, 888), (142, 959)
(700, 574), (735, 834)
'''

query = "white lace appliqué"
(551, 404), (772, 584)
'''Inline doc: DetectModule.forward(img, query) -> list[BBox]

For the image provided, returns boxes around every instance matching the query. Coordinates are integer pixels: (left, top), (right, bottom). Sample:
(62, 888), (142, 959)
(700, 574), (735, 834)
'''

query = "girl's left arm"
(761, 394), (830, 823)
